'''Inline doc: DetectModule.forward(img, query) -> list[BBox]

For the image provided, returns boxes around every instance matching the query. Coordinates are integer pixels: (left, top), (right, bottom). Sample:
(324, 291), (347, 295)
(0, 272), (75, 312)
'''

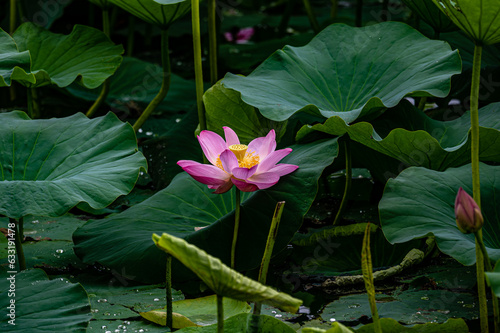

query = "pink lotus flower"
(455, 187), (483, 234)
(177, 127), (298, 194)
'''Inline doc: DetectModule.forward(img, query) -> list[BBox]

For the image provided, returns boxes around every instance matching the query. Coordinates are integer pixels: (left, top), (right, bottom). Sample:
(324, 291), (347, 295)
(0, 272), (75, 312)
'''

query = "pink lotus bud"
(454, 187), (483, 234)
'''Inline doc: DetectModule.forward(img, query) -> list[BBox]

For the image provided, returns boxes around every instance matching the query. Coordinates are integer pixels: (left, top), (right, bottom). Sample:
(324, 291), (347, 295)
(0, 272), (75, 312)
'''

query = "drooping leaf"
(380, 163), (500, 266)
(298, 100), (500, 170)
(222, 21), (461, 123)
(402, 0), (457, 33)
(203, 81), (287, 144)
(109, 0), (190, 29)
(175, 313), (296, 333)
(0, 269), (92, 332)
(141, 295), (251, 327)
(66, 56), (201, 115)
(0, 28), (33, 87)
(11, 22), (123, 88)
(73, 138), (339, 283)
(0, 111), (147, 219)
(153, 232), (302, 313)
(432, 0), (500, 45)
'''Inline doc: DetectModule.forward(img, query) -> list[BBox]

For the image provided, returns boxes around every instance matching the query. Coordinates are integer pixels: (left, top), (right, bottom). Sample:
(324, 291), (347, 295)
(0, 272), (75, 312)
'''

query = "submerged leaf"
(153, 233), (302, 313)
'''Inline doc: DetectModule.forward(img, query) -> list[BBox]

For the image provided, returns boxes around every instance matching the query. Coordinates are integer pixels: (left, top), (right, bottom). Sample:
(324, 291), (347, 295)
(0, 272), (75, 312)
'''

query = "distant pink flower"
(224, 27), (255, 44)
(177, 127), (298, 194)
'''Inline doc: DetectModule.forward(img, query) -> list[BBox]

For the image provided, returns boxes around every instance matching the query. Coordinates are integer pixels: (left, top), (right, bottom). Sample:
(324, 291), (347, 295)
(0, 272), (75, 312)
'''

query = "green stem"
(86, 7), (111, 118)
(278, 0), (295, 37)
(217, 294), (224, 333)
(10, 218), (26, 271)
(127, 15), (136, 56)
(208, 0), (218, 85)
(191, 0), (206, 132)
(231, 189), (241, 269)
(302, 0), (320, 33)
(27, 88), (40, 119)
(417, 97), (427, 111)
(254, 201), (285, 316)
(333, 139), (352, 226)
(361, 223), (382, 333)
(356, 0), (363, 27)
(132, 29), (171, 132)
(330, 0), (338, 19)
(470, 44), (488, 333)
(10, 0), (16, 34)
(475, 230), (500, 333)
(166, 254), (173, 330)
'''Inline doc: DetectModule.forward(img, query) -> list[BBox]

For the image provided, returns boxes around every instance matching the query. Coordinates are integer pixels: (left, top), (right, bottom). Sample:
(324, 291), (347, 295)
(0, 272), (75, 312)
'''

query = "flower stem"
(254, 201), (285, 316)
(302, 0), (320, 33)
(333, 139), (352, 226)
(191, 0), (207, 132)
(132, 28), (171, 132)
(166, 254), (173, 330)
(475, 230), (500, 333)
(86, 7), (111, 118)
(127, 15), (136, 56)
(11, 218), (26, 271)
(361, 223), (381, 333)
(10, 0), (16, 34)
(231, 189), (241, 269)
(470, 43), (489, 333)
(217, 294), (224, 333)
(208, 0), (218, 85)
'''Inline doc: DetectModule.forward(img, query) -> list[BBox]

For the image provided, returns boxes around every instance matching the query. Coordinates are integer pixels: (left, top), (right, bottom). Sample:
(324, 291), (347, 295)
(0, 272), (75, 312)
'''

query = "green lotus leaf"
(486, 260), (500, 297)
(141, 295), (251, 327)
(0, 28), (34, 87)
(0, 269), (91, 332)
(73, 138), (339, 283)
(0, 111), (147, 219)
(66, 56), (200, 115)
(298, 100), (500, 170)
(302, 322), (353, 333)
(176, 313), (296, 332)
(222, 21), (461, 124)
(380, 163), (500, 266)
(356, 318), (469, 332)
(203, 81), (287, 144)
(432, 0), (500, 45)
(402, 0), (457, 33)
(109, 0), (190, 29)
(154, 233), (302, 313)
(11, 22), (123, 88)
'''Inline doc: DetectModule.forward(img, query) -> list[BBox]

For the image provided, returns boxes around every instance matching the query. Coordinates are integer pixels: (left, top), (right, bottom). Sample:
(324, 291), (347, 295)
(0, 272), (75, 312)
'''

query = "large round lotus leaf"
(380, 163), (500, 266)
(298, 100), (500, 170)
(203, 81), (287, 145)
(109, 0), (190, 29)
(432, 0), (500, 45)
(11, 22), (123, 88)
(402, 0), (457, 33)
(66, 56), (200, 115)
(222, 21), (461, 124)
(153, 233), (302, 313)
(0, 28), (33, 87)
(176, 313), (296, 333)
(0, 111), (147, 219)
(73, 138), (339, 283)
(0, 269), (91, 332)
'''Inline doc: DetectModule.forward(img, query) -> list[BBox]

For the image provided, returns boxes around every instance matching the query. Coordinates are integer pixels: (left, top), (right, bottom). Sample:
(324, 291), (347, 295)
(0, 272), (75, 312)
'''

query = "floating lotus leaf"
(0, 111), (147, 219)
(109, 0), (190, 29)
(73, 139), (338, 283)
(402, 0), (457, 33)
(222, 21), (461, 124)
(432, 0), (500, 45)
(380, 163), (500, 266)
(298, 100), (500, 170)
(175, 313), (296, 332)
(153, 233), (302, 313)
(11, 22), (123, 88)
(0, 269), (91, 331)
(0, 28), (33, 87)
